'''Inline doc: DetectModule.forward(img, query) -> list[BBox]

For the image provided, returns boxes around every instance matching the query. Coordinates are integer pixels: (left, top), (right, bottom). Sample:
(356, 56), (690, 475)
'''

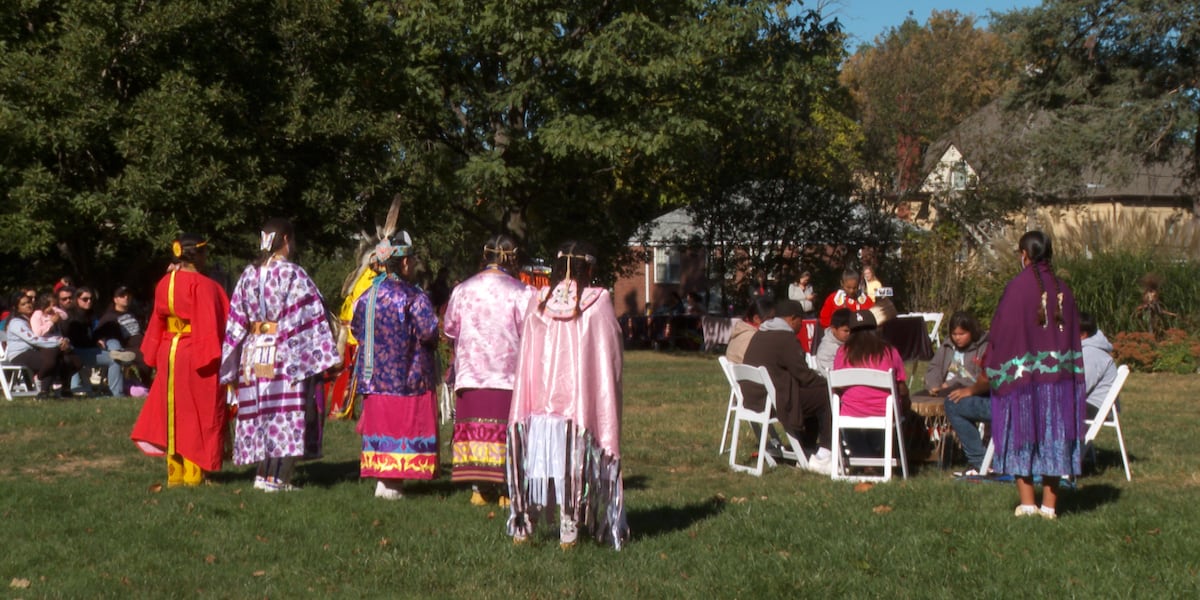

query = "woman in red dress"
(131, 234), (230, 487)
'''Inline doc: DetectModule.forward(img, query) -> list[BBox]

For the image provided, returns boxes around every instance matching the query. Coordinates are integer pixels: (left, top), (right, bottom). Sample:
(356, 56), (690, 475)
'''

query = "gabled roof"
(920, 100), (1190, 201)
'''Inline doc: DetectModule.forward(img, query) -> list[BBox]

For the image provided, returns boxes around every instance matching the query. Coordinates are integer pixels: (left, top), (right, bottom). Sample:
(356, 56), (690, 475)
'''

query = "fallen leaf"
(680, 571), (689, 580)
(372, 519), (382, 528)
(778, 550), (791, 558)
(121, 577), (131, 586)
(687, 530), (697, 539)
(379, 538), (390, 547)
(659, 553), (668, 560)
(731, 496), (747, 504)
(232, 489), (242, 495)
(205, 555), (216, 564)
(873, 505), (893, 514)
(486, 511), (496, 520)
(252, 570), (266, 577)
(10, 578), (30, 589)
(759, 495), (768, 500)
(255, 535), (268, 543)
(96, 407), (102, 414)
(1147, 528), (1161, 536)
(148, 483), (163, 493)
(322, 544), (330, 550)
(854, 482), (874, 493)
(1124, 536), (1133, 544)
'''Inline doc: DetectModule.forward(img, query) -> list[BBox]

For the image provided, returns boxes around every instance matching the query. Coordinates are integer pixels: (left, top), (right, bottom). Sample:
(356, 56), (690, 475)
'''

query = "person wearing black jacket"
(64, 287), (133, 397)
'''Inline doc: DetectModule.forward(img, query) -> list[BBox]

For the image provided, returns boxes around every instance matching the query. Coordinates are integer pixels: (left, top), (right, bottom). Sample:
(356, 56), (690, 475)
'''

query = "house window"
(654, 247), (682, 284)
(950, 160), (970, 190)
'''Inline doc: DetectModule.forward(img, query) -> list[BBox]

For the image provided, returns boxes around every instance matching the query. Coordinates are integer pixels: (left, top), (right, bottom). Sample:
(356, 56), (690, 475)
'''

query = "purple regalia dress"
(985, 262), (1087, 476)
(220, 259), (340, 464)
(351, 275), (440, 480)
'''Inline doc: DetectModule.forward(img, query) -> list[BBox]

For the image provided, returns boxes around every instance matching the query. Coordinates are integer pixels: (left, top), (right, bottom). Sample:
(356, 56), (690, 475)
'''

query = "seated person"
(64, 287), (131, 397)
(5, 291), (79, 397)
(1080, 312), (1119, 419)
(819, 267), (874, 327)
(683, 292), (705, 316)
(928, 311), (991, 475)
(741, 299), (833, 474)
(725, 298), (773, 364)
(832, 308), (911, 460)
(862, 265), (884, 301)
(814, 308), (853, 373)
(30, 292), (67, 337)
(95, 285), (150, 387)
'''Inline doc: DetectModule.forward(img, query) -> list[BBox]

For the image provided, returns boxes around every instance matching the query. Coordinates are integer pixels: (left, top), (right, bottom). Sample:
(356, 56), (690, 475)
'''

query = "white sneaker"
(375, 480), (404, 500)
(261, 479), (301, 493)
(253, 476), (269, 490)
(805, 454), (832, 475)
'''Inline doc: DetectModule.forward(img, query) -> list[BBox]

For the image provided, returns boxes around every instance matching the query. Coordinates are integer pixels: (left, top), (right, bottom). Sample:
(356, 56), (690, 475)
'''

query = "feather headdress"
(341, 195), (404, 298)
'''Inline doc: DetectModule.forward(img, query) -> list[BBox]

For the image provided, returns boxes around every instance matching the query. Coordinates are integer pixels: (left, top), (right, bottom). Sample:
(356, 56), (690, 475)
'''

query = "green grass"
(2, 351), (1199, 597)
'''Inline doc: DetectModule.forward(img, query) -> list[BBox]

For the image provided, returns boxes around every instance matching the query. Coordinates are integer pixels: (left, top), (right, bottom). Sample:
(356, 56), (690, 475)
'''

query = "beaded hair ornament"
(172, 238), (208, 258)
(556, 249), (595, 283)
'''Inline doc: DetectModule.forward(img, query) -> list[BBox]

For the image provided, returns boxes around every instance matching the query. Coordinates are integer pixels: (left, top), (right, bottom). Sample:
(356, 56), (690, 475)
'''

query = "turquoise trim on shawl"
(986, 350), (1083, 386)
(358, 273), (390, 384)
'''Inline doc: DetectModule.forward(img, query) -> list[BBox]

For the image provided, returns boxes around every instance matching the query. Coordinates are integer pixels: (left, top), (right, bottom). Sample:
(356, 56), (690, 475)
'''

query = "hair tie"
(260, 231), (277, 252)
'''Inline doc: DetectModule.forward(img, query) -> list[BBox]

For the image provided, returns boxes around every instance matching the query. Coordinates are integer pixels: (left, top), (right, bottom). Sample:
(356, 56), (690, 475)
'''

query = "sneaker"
(804, 454), (832, 475)
(1039, 507), (1058, 520)
(261, 479), (301, 493)
(498, 496), (511, 508)
(108, 349), (137, 364)
(253, 476), (269, 491)
(375, 480), (404, 500)
(1014, 505), (1038, 517)
(469, 490), (488, 506)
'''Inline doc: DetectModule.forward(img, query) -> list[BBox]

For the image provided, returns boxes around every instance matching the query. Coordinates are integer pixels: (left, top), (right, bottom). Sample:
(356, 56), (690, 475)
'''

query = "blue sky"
(827, 0), (1042, 49)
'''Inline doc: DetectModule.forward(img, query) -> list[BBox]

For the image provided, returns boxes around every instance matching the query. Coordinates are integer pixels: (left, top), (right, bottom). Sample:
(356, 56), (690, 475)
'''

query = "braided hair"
(537, 240), (597, 318)
(1019, 230), (1064, 330)
(482, 233), (519, 273)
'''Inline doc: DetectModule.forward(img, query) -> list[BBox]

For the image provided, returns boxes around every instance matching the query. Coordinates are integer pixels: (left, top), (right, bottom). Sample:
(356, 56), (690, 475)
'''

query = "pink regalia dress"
(506, 281), (629, 549)
(443, 269), (535, 484)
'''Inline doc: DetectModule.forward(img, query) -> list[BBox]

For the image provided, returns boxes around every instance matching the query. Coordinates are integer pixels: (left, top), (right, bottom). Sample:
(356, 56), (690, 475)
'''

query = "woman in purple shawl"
(985, 231), (1086, 519)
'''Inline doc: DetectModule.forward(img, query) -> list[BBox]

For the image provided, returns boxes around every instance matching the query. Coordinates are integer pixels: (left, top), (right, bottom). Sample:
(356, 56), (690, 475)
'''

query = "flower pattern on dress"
(351, 276), (439, 396)
(442, 271), (534, 390)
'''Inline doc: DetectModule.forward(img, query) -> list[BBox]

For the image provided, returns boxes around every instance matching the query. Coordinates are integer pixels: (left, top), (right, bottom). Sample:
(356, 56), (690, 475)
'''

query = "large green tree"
(992, 0), (1199, 203)
(0, 0), (855, 299)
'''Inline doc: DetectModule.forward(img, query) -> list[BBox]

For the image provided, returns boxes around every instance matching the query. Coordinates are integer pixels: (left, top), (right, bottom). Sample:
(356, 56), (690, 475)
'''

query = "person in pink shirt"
(832, 309), (911, 459)
(30, 293), (68, 337)
(443, 234), (536, 506)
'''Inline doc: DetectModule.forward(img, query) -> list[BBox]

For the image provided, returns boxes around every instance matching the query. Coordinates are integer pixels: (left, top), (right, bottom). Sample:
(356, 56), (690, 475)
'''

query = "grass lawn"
(2, 351), (1199, 597)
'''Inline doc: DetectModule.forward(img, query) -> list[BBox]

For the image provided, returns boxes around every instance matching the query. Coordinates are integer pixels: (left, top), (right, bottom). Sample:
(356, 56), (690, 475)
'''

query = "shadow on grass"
(1064, 483), (1122, 515)
(628, 499), (724, 541)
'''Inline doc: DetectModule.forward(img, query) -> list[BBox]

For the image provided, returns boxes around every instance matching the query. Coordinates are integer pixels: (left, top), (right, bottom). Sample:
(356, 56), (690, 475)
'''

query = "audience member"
(725, 298), (773, 364)
(741, 299), (833, 474)
(1080, 312), (1119, 419)
(5, 291), (78, 397)
(819, 268), (874, 327)
(862, 266), (884, 300)
(31, 292), (67, 337)
(928, 311), (991, 475)
(813, 308), (853, 373)
(64, 286), (132, 397)
(788, 270), (816, 314)
(56, 286), (75, 311)
(832, 309), (910, 461)
(96, 286), (151, 388)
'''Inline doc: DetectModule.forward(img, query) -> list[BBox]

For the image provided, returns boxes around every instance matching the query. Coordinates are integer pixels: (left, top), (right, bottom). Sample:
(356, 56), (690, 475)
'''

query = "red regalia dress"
(131, 269), (230, 472)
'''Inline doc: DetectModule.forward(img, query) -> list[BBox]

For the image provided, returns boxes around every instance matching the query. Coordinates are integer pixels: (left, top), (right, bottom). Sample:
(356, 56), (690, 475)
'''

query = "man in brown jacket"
(741, 299), (833, 474)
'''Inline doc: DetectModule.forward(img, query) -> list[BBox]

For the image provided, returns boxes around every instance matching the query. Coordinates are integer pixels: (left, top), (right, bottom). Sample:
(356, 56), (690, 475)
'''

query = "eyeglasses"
(78, 296), (93, 302)
(58, 296), (72, 302)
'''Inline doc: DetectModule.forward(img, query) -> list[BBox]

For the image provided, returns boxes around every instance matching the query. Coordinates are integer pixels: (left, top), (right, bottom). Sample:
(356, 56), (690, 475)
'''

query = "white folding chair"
(724, 361), (808, 475)
(1, 341), (37, 401)
(827, 368), (908, 482)
(1084, 365), (1132, 481)
(437, 383), (453, 424)
(717, 357), (738, 455)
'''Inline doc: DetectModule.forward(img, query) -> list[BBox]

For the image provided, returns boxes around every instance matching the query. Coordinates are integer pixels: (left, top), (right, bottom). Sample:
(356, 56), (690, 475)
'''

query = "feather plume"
(342, 194), (403, 297)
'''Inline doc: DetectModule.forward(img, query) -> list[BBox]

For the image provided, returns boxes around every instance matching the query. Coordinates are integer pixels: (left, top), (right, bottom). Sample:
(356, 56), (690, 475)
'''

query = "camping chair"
(827, 368), (909, 482)
(1, 341), (36, 401)
(1084, 365), (1132, 481)
(721, 359), (808, 475)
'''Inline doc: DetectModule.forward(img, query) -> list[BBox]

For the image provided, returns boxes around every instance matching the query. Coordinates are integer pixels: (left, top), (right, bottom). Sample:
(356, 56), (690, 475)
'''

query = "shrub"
(1112, 328), (1200, 373)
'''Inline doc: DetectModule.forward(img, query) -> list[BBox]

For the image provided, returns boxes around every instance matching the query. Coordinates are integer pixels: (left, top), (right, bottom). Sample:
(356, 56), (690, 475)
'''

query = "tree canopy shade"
(0, 0), (860, 298)
(992, 0), (1200, 203)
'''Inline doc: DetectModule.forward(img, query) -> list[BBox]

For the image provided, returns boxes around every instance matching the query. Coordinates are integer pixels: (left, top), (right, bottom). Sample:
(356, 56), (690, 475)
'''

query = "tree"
(0, 1), (858, 299)
(991, 0), (1200, 208)
(840, 10), (1015, 197)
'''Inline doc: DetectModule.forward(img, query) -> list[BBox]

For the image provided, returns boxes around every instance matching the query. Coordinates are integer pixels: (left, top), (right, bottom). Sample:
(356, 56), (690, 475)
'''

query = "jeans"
(69, 347), (124, 397)
(943, 395), (990, 470)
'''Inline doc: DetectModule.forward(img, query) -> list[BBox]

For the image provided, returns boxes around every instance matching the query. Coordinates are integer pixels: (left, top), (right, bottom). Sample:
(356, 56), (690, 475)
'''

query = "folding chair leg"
(1114, 414), (1132, 482)
(719, 404), (734, 455)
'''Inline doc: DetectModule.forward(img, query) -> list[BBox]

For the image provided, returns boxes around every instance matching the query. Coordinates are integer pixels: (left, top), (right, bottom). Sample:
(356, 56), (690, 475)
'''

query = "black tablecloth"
(881, 316), (934, 362)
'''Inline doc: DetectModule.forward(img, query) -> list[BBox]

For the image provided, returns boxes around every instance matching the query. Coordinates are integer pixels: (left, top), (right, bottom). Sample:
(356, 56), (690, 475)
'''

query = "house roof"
(631, 207), (701, 245)
(920, 100), (1190, 201)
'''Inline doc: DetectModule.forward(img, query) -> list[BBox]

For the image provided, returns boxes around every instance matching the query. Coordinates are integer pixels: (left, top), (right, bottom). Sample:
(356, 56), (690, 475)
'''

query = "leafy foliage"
(993, 0), (1200, 196)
